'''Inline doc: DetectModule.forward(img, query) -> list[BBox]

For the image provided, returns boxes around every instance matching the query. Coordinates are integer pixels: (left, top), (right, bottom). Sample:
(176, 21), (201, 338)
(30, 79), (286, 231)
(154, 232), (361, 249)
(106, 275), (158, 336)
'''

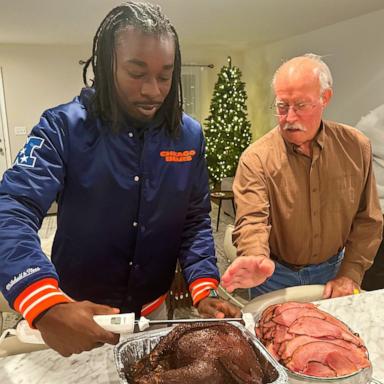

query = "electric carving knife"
(11, 312), (255, 344)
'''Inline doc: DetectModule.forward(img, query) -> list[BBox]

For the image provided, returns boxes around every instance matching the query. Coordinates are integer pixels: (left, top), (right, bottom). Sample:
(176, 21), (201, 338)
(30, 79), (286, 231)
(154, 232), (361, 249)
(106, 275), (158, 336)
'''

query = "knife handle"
(93, 313), (135, 334)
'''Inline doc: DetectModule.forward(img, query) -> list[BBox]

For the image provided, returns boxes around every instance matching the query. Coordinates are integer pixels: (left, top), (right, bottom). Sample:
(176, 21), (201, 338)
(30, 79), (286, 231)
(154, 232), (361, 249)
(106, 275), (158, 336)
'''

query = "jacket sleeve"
(338, 140), (383, 284)
(0, 110), (72, 326)
(178, 129), (220, 305)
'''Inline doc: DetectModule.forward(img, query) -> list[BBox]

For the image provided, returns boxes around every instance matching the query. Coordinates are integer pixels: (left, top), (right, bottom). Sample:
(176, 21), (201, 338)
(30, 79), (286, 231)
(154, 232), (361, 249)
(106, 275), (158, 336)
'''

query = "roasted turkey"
(126, 322), (278, 384)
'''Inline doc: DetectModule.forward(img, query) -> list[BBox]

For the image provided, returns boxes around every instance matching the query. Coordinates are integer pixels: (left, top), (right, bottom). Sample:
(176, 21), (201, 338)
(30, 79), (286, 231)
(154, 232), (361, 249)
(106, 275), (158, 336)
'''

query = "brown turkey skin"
(126, 322), (277, 384)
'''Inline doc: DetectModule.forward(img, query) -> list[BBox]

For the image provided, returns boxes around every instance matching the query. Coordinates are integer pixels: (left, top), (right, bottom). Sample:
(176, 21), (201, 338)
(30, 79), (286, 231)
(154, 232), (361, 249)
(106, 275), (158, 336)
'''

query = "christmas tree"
(205, 56), (252, 187)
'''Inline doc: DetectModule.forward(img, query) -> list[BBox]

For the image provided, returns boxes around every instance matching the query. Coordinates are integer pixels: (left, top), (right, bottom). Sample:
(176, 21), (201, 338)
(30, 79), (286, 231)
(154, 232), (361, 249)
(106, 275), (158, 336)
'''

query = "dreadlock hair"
(82, 1), (183, 136)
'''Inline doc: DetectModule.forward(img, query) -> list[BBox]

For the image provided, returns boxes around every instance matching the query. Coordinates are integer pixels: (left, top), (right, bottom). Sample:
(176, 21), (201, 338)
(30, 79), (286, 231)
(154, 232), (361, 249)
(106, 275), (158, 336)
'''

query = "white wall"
(2, 7), (384, 156)
(244, 9), (384, 140)
(0, 44), (89, 159)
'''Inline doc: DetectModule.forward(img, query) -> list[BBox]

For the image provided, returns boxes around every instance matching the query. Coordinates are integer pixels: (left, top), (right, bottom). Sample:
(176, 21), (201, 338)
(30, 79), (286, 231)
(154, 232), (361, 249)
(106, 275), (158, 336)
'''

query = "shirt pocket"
(328, 173), (358, 212)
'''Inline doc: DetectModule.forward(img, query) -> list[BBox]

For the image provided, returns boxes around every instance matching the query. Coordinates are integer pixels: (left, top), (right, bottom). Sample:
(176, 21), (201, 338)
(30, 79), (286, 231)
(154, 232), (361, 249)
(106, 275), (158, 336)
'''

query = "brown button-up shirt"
(233, 120), (383, 284)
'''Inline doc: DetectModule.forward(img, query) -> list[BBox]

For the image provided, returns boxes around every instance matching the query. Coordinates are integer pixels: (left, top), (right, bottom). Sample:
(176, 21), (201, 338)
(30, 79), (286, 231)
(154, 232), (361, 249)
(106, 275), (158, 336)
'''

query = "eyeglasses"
(273, 100), (318, 117)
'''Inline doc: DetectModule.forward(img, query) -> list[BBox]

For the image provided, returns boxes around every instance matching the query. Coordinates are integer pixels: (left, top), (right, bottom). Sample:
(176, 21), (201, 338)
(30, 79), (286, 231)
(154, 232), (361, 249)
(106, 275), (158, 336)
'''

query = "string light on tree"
(205, 56), (252, 187)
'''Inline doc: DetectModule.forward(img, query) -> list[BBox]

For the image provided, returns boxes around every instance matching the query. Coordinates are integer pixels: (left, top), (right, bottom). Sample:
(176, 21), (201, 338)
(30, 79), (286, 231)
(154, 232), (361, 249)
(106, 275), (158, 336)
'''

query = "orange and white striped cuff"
(141, 293), (167, 317)
(189, 277), (219, 306)
(13, 277), (72, 327)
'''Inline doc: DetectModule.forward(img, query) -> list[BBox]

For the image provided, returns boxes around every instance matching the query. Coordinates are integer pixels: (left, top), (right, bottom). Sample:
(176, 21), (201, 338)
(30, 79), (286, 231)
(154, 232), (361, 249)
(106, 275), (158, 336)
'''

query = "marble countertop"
(314, 289), (384, 382)
(0, 289), (383, 384)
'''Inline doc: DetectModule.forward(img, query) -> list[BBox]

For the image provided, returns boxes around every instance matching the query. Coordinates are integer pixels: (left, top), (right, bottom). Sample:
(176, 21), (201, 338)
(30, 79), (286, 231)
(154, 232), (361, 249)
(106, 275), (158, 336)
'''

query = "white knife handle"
(93, 313), (135, 334)
(14, 312), (136, 345)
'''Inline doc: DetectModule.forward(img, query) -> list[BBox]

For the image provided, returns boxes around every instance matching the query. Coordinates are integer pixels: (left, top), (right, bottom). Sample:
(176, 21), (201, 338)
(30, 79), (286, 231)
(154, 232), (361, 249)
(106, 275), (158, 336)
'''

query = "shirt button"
(128, 132), (133, 138)
(134, 176), (140, 182)
(129, 261), (133, 266)
(133, 221), (138, 227)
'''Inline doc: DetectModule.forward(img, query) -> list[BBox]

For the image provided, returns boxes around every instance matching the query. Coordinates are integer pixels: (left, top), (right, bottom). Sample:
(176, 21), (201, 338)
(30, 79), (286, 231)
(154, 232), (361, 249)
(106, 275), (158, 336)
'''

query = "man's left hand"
(323, 276), (360, 298)
(197, 297), (242, 318)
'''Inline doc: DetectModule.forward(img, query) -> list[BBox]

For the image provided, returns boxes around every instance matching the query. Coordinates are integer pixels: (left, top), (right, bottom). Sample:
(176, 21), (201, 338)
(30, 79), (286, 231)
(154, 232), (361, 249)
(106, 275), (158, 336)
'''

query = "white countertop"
(315, 289), (384, 382)
(0, 289), (383, 384)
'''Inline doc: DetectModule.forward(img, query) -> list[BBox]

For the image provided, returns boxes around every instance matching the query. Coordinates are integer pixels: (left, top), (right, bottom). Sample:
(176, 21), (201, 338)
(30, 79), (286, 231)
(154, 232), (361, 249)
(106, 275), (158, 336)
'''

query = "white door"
(0, 68), (11, 177)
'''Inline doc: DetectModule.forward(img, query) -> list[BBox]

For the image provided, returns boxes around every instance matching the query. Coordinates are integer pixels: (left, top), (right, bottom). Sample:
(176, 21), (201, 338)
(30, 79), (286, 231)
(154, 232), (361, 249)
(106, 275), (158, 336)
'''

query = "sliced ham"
(286, 341), (370, 373)
(273, 302), (317, 316)
(326, 352), (358, 376)
(263, 326), (275, 340)
(280, 335), (367, 361)
(255, 301), (371, 378)
(259, 304), (279, 324)
(288, 317), (362, 346)
(260, 320), (276, 329)
(265, 342), (279, 361)
(323, 313), (359, 334)
(274, 325), (294, 344)
(302, 362), (336, 377)
(279, 335), (318, 360)
(273, 308), (325, 327)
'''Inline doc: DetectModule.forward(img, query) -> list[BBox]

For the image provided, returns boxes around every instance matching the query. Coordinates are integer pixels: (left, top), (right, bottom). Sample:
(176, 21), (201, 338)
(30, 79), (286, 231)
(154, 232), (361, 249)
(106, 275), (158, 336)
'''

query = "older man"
(221, 54), (383, 299)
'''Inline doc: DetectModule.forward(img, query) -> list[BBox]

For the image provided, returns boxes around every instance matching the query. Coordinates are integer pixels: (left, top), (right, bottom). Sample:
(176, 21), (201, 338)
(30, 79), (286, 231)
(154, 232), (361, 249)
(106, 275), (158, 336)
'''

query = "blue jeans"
(250, 250), (344, 299)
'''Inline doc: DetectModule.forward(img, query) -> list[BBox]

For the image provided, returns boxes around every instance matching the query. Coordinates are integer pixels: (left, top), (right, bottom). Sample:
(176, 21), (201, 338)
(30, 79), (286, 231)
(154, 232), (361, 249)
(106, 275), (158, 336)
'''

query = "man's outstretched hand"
(34, 301), (120, 357)
(221, 256), (275, 292)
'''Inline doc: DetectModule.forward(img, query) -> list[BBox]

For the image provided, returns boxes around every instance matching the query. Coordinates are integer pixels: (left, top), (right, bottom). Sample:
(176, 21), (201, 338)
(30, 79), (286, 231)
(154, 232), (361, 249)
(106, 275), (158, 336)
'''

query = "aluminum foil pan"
(370, 379), (384, 384)
(286, 366), (373, 384)
(251, 312), (373, 384)
(114, 322), (288, 384)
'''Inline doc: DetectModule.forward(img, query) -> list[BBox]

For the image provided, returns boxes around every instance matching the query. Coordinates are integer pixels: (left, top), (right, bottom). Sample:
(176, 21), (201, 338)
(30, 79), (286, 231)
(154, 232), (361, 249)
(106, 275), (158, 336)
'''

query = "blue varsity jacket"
(0, 88), (219, 325)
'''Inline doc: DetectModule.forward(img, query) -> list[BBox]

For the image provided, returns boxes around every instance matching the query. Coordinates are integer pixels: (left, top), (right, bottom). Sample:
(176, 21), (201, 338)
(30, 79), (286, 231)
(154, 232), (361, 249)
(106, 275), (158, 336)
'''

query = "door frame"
(0, 67), (12, 168)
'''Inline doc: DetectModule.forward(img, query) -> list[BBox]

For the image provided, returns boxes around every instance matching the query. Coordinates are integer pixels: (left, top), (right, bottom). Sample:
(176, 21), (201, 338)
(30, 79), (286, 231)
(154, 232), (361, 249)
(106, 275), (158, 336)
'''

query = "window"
(181, 67), (201, 121)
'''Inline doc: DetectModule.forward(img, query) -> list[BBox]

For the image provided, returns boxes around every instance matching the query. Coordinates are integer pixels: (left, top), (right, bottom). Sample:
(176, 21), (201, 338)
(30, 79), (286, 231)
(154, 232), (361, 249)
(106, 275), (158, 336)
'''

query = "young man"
(221, 54), (383, 299)
(0, 2), (240, 357)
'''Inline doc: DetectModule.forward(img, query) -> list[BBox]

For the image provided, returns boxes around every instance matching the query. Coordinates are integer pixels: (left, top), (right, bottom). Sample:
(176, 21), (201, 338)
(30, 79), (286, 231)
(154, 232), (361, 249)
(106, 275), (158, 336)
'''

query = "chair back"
(223, 224), (237, 262)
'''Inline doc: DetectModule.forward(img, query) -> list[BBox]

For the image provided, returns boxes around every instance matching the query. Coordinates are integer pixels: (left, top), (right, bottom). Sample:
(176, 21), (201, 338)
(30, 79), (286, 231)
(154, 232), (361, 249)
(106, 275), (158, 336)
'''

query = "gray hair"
(272, 53), (333, 93)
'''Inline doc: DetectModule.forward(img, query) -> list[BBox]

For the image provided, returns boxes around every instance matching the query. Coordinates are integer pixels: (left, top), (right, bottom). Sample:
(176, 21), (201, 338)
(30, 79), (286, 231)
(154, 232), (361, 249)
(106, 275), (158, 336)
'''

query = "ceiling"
(0, 0), (384, 48)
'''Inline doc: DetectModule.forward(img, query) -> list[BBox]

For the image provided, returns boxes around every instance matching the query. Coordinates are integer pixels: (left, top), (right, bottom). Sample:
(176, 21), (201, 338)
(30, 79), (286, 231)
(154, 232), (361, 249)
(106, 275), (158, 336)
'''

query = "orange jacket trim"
(13, 277), (72, 327)
(141, 293), (167, 317)
(189, 277), (219, 306)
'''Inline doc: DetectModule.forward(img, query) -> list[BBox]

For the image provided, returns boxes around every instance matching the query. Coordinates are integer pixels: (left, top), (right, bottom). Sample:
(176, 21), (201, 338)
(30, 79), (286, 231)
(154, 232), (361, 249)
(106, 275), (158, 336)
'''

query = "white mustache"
(282, 123), (307, 132)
